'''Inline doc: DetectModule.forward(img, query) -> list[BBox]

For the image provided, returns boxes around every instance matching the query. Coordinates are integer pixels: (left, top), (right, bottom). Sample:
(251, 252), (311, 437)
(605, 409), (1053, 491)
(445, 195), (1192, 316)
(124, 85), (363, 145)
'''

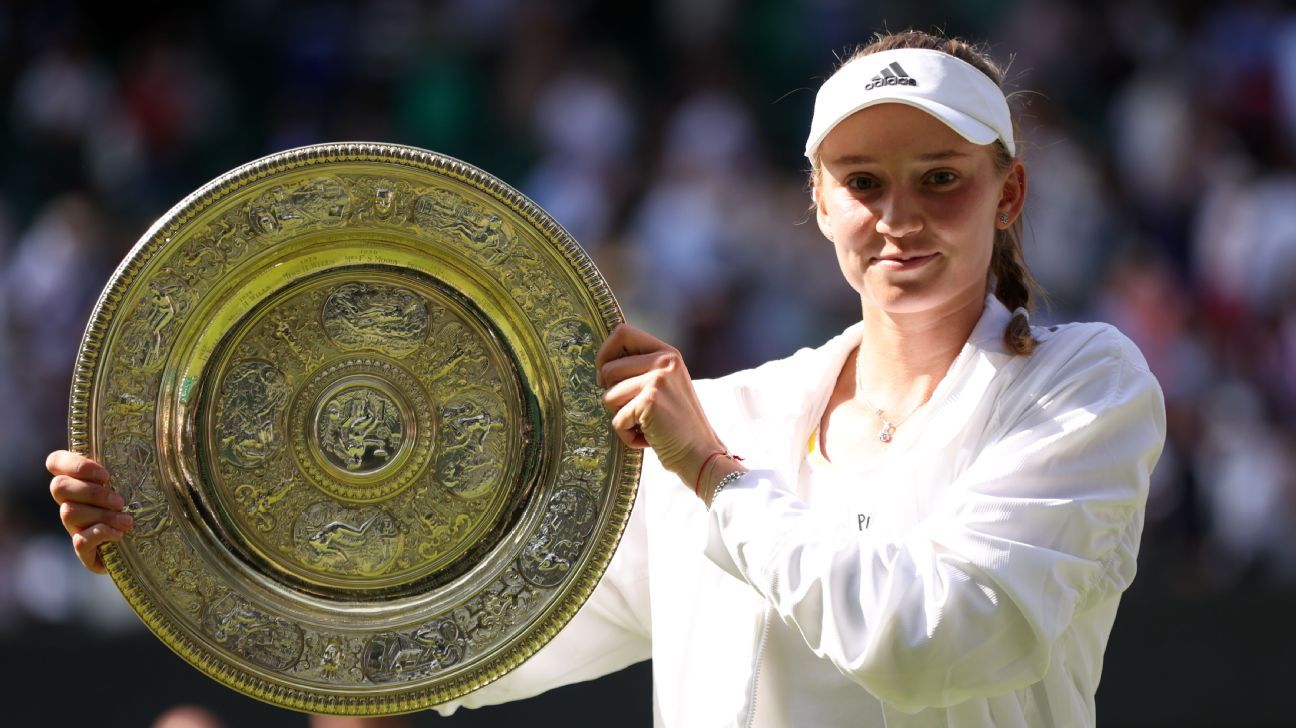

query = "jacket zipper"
(745, 579), (776, 727)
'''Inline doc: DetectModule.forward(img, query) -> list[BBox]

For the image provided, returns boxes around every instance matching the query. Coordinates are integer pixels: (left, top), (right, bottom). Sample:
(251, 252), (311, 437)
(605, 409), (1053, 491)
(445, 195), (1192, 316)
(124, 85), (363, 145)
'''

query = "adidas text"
(865, 76), (918, 90)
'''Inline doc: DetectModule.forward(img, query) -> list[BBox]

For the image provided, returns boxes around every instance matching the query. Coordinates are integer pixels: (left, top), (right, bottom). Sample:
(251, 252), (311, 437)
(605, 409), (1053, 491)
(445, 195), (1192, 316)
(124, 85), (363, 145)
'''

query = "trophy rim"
(68, 142), (641, 715)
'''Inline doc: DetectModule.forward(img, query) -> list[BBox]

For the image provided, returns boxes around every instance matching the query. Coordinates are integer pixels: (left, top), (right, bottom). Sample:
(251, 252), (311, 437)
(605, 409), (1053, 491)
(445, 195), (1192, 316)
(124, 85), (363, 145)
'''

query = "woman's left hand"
(595, 324), (726, 483)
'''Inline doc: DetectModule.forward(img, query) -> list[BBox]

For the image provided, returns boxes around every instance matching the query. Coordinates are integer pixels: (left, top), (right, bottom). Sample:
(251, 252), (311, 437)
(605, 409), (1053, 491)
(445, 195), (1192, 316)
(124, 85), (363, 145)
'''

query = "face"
(814, 103), (1025, 320)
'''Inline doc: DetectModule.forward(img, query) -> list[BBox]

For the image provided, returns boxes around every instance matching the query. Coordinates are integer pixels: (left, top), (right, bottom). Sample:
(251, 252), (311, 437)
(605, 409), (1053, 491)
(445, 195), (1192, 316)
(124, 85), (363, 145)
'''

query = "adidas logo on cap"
(865, 62), (918, 90)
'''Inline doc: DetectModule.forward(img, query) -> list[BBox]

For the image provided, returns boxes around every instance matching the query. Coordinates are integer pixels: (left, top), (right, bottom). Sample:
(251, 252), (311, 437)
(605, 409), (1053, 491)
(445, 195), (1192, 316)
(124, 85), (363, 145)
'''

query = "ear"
(996, 159), (1027, 228)
(813, 183), (834, 241)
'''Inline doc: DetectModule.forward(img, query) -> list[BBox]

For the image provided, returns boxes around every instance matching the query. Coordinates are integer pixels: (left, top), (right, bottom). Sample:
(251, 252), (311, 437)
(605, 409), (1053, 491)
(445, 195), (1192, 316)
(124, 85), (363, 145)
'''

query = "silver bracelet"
(711, 470), (746, 502)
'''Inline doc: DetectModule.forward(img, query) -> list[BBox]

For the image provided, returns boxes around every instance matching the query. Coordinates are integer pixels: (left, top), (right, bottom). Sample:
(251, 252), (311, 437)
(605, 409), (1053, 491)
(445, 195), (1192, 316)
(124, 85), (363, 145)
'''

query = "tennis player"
(49, 30), (1165, 727)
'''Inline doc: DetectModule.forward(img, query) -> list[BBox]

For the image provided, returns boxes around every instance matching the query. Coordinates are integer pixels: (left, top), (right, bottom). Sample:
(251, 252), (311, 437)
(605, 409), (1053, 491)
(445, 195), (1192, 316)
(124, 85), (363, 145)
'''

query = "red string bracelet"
(693, 450), (743, 497)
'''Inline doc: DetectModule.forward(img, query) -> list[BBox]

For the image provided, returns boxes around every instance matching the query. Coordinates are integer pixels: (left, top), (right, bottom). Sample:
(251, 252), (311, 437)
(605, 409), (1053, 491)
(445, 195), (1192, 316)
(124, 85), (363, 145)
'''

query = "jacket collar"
(745, 295), (1015, 471)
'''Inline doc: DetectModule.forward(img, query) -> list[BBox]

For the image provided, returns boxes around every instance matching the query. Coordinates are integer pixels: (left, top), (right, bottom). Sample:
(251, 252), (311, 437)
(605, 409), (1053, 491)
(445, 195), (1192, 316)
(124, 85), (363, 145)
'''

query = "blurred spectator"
(626, 90), (758, 346)
(1018, 101), (1114, 315)
(11, 37), (111, 144)
(1194, 380), (1296, 588)
(0, 194), (109, 497)
(523, 58), (638, 249)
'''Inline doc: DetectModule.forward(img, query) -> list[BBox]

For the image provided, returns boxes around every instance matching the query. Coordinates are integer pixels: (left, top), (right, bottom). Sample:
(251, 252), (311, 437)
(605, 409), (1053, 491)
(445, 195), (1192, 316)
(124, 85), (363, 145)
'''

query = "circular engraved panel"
(68, 143), (640, 715)
(215, 361), (292, 468)
(288, 352), (433, 503)
(313, 381), (407, 476)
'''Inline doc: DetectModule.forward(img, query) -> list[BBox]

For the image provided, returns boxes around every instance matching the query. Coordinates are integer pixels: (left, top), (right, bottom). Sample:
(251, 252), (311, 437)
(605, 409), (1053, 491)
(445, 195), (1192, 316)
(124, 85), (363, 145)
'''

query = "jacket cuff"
(703, 469), (806, 593)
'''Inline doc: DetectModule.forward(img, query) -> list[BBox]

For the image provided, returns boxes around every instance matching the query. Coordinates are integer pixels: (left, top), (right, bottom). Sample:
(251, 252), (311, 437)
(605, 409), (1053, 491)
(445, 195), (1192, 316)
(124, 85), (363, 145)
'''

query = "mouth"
(872, 252), (939, 270)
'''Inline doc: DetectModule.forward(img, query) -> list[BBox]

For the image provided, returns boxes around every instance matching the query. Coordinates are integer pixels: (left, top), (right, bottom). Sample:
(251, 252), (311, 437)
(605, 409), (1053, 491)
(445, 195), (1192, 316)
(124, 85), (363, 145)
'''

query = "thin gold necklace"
(855, 365), (929, 444)
(856, 395), (924, 443)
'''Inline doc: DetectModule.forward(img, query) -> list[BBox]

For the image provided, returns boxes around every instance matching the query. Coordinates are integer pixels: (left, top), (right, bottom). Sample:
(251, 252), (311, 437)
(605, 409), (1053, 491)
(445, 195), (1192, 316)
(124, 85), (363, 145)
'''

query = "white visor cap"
(805, 48), (1015, 160)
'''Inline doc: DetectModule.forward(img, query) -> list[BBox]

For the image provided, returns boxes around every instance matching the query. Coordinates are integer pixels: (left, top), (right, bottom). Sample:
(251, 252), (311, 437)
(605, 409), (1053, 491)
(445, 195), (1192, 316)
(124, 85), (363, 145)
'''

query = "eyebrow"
(828, 150), (970, 165)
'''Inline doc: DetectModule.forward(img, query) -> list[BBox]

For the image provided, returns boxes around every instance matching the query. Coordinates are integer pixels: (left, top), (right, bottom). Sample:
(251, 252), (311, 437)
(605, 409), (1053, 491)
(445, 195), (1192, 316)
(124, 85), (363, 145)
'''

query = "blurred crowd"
(1, 0), (1294, 637)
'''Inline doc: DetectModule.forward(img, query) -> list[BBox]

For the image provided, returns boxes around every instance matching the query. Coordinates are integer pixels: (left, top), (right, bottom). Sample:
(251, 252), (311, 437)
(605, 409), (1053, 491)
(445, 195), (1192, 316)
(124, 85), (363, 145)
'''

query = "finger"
(594, 324), (674, 384)
(600, 352), (669, 390)
(594, 324), (629, 385)
(59, 502), (133, 535)
(73, 523), (123, 574)
(612, 324), (672, 356)
(602, 368), (666, 412)
(49, 474), (125, 510)
(610, 395), (651, 449)
(45, 450), (109, 484)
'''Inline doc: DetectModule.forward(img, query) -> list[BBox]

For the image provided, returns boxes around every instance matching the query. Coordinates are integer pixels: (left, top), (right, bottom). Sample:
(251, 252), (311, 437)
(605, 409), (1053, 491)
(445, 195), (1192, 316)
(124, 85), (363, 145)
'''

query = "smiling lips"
(873, 252), (939, 270)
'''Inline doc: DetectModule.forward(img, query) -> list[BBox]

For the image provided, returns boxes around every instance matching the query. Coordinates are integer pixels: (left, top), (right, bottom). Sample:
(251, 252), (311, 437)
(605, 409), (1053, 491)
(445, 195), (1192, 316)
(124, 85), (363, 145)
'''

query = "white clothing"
(437, 296), (1167, 727)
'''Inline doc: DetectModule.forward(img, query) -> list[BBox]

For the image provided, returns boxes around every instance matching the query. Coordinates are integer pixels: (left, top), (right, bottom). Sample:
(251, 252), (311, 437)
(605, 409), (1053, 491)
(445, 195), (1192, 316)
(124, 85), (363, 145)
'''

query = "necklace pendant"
(868, 405), (899, 443)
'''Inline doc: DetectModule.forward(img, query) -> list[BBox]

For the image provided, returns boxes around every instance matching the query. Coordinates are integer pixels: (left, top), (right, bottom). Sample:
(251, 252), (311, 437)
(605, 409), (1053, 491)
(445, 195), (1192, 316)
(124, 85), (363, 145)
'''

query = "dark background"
(2, 1), (1295, 726)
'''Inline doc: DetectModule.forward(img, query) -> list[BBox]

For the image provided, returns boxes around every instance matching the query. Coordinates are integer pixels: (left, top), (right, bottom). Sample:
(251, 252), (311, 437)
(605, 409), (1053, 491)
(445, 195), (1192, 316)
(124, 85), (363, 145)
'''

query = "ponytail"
(989, 196), (1039, 355)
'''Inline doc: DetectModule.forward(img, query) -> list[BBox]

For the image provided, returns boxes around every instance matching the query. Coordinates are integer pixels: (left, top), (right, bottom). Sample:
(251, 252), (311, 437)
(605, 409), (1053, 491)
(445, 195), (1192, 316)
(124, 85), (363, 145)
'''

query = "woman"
(49, 31), (1165, 727)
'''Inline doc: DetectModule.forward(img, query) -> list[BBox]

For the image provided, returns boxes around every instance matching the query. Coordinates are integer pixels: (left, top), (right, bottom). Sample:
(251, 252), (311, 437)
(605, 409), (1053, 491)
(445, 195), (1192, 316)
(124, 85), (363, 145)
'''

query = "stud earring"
(998, 213), (1010, 224)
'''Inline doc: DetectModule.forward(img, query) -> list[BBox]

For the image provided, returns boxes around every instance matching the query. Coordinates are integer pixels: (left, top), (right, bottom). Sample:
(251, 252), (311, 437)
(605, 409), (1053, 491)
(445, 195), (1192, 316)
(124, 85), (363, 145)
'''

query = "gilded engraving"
(548, 319), (602, 423)
(452, 570), (539, 649)
(420, 320), (491, 387)
(409, 187), (524, 263)
(293, 502), (403, 577)
(203, 592), (304, 671)
(316, 385), (403, 473)
(411, 188), (469, 232)
(318, 638), (349, 680)
(138, 532), (203, 613)
(102, 434), (171, 538)
(118, 277), (192, 370)
(361, 619), (467, 683)
(270, 307), (324, 370)
(215, 360), (290, 467)
(102, 365), (158, 436)
(460, 212), (512, 262)
(518, 488), (598, 588)
(498, 255), (578, 321)
(322, 282), (429, 357)
(175, 235), (229, 286)
(289, 356), (433, 503)
(436, 389), (506, 499)
(233, 469), (296, 532)
(348, 177), (414, 224)
(247, 177), (349, 234)
(207, 207), (256, 262)
(558, 424), (612, 493)
(411, 489), (476, 560)
(294, 633), (368, 684)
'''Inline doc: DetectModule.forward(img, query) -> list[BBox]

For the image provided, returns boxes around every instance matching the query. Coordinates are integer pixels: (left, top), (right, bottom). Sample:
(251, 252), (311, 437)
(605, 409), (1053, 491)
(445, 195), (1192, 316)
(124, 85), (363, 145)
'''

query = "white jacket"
(437, 296), (1167, 727)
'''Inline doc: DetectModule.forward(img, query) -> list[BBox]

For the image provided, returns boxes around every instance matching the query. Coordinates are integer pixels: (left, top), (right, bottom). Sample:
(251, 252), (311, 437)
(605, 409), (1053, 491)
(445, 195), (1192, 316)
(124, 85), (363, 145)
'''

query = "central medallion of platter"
(201, 270), (521, 595)
(314, 380), (405, 476)
(291, 355), (431, 503)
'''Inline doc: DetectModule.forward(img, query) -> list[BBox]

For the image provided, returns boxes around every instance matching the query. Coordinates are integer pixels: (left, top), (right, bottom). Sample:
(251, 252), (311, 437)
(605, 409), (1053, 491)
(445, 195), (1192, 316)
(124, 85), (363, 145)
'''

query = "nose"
(873, 191), (923, 239)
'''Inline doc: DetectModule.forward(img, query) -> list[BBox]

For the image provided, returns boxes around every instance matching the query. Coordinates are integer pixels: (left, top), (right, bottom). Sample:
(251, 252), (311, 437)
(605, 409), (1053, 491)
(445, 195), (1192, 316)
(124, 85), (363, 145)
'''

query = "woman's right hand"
(47, 450), (133, 573)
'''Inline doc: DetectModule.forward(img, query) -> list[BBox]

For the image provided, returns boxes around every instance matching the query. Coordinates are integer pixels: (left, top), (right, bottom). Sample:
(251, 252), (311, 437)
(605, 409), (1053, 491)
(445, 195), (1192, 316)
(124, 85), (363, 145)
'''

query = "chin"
(861, 282), (983, 317)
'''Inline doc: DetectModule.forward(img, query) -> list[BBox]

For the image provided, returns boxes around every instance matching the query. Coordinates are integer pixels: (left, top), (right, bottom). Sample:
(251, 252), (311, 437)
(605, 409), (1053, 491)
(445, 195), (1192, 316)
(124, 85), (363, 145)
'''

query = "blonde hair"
(810, 30), (1040, 355)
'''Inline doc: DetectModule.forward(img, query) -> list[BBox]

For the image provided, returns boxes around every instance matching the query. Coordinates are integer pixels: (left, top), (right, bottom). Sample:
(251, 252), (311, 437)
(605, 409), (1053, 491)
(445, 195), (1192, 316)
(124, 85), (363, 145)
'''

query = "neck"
(851, 294), (984, 412)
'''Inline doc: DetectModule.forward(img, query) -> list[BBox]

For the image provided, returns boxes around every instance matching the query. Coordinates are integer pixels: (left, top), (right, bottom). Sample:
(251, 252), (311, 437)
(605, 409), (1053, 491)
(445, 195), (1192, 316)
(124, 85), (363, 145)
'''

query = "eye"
(845, 175), (880, 192)
(924, 169), (959, 186)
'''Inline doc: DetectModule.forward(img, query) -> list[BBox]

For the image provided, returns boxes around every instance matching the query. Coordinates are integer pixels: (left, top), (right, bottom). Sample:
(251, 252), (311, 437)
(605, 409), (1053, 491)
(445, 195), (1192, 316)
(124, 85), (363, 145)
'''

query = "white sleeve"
(703, 333), (1166, 712)
(433, 475), (653, 715)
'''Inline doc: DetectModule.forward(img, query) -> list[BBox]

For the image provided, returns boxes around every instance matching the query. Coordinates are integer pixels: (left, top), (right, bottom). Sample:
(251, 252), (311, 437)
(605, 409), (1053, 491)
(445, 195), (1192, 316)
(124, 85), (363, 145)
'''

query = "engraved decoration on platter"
(74, 144), (639, 716)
